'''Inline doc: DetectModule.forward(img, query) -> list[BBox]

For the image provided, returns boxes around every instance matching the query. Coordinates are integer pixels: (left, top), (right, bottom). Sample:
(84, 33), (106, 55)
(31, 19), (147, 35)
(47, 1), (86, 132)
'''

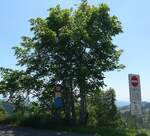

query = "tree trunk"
(80, 91), (87, 125)
(63, 78), (77, 126)
(70, 79), (76, 126)
(79, 79), (87, 125)
(63, 82), (71, 125)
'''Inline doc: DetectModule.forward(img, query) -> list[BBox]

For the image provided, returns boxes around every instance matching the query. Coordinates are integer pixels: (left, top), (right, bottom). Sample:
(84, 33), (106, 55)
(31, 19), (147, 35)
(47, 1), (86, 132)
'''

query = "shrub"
(136, 133), (148, 136)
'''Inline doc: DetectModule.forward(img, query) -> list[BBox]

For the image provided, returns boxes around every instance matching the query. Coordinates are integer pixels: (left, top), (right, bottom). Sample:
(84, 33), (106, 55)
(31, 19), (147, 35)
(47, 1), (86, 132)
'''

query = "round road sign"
(131, 76), (139, 87)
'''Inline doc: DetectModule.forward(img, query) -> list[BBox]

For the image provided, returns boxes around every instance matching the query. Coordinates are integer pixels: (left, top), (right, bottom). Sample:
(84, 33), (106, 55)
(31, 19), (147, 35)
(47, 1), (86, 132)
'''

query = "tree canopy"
(0, 0), (124, 126)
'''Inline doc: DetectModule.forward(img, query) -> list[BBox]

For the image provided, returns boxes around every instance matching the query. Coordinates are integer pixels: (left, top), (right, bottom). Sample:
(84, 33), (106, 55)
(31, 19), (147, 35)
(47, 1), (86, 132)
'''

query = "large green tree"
(0, 0), (124, 125)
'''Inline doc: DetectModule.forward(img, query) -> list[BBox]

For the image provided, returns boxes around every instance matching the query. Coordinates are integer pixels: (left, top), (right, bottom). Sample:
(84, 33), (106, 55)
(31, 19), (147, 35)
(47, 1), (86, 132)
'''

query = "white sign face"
(129, 74), (142, 115)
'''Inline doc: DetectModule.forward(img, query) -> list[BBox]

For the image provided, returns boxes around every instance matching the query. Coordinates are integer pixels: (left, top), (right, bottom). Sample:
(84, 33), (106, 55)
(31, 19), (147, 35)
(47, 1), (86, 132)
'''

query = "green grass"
(137, 129), (150, 136)
(62, 127), (133, 136)
(0, 112), (150, 136)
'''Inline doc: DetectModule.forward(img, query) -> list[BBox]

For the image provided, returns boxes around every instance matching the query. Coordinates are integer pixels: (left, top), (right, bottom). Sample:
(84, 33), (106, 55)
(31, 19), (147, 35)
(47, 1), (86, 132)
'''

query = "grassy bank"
(0, 112), (149, 136)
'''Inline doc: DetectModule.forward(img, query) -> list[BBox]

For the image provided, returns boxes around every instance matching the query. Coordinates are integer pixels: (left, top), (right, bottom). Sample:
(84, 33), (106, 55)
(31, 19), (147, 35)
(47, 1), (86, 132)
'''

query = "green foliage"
(88, 88), (125, 128)
(20, 114), (54, 128)
(66, 127), (131, 136)
(0, 111), (136, 136)
(0, 0), (124, 126)
(0, 110), (8, 124)
(121, 111), (148, 129)
(0, 108), (148, 136)
(134, 130), (150, 136)
(136, 133), (149, 136)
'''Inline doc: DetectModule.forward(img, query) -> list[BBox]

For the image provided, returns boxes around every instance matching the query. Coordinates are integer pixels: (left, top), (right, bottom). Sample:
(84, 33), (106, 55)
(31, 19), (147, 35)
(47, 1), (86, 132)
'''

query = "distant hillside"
(119, 101), (150, 113)
(116, 101), (129, 107)
(119, 101), (150, 128)
(0, 100), (15, 113)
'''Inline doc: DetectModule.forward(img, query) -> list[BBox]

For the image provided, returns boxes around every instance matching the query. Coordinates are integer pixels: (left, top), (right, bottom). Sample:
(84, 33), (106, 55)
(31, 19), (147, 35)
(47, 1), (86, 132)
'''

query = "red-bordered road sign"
(131, 75), (139, 87)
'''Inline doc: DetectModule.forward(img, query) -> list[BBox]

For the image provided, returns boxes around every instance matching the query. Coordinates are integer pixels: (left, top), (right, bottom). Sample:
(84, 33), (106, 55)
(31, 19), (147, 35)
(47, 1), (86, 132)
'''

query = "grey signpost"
(128, 74), (142, 116)
(128, 74), (143, 128)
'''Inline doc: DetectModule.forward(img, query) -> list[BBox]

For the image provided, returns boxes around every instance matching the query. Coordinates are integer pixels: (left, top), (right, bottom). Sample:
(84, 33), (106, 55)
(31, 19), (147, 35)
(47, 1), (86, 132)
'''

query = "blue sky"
(0, 0), (150, 101)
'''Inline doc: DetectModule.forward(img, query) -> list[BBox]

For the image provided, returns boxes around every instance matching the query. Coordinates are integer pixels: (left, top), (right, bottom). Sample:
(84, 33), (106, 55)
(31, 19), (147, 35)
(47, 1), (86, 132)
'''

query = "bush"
(136, 133), (148, 136)
(18, 112), (66, 129)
